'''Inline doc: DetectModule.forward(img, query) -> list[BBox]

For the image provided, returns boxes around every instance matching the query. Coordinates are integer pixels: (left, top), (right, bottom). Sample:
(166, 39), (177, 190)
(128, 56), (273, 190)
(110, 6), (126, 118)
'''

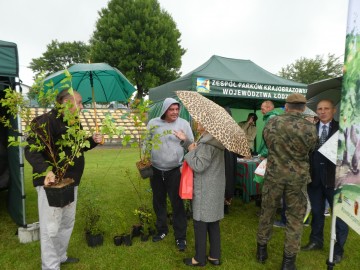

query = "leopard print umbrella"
(176, 91), (251, 156)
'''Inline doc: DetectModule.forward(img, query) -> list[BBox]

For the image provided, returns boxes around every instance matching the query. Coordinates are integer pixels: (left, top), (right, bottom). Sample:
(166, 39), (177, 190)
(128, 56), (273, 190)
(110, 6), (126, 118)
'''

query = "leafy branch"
(0, 72), (90, 184)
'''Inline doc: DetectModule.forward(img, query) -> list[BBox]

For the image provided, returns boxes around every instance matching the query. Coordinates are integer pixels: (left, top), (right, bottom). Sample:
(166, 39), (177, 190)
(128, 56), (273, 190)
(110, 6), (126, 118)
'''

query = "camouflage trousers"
(256, 180), (307, 255)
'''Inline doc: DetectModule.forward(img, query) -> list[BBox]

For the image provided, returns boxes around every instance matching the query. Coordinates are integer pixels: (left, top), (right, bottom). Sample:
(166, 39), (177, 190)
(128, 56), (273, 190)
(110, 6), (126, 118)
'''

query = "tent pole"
(18, 119), (26, 226)
(16, 79), (26, 226)
(326, 213), (337, 269)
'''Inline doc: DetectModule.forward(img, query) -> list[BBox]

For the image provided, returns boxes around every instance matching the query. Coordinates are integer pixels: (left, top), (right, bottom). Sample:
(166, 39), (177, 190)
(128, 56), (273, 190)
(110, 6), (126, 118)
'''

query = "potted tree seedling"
(134, 206), (154, 242)
(0, 71), (125, 207)
(0, 75), (82, 207)
(130, 99), (171, 179)
(116, 217), (132, 246)
(113, 217), (125, 246)
(124, 168), (154, 241)
(83, 196), (104, 247)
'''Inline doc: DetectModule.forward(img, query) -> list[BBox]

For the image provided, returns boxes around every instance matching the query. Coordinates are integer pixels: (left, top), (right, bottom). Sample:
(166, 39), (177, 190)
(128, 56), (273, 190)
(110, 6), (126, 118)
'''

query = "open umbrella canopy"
(303, 107), (317, 117)
(43, 63), (136, 103)
(176, 90), (251, 156)
(306, 76), (342, 121)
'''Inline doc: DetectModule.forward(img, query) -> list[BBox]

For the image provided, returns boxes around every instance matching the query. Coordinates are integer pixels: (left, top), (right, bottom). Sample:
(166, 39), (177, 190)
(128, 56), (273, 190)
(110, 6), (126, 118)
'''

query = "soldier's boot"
(280, 252), (297, 270)
(256, 243), (268, 263)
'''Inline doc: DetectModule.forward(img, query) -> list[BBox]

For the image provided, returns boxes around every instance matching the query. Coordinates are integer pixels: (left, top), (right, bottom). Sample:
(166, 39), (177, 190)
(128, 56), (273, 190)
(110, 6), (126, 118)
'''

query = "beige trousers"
(36, 186), (78, 270)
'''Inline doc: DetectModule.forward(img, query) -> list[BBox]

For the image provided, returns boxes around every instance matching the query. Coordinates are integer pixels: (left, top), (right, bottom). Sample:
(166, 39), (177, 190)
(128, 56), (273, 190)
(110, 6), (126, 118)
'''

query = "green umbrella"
(43, 63), (136, 104)
(44, 63), (136, 137)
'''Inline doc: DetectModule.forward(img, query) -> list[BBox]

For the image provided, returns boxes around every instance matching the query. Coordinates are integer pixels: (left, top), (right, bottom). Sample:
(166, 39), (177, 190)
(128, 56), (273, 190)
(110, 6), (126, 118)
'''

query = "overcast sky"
(1, 0), (349, 87)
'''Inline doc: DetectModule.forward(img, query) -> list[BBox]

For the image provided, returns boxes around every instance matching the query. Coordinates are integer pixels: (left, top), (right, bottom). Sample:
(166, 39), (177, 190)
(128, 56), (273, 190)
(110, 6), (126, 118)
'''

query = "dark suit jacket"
(309, 119), (338, 188)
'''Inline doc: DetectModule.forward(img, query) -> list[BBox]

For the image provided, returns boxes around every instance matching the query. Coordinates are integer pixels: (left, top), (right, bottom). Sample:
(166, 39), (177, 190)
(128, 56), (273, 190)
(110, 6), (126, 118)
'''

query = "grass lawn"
(0, 147), (359, 269)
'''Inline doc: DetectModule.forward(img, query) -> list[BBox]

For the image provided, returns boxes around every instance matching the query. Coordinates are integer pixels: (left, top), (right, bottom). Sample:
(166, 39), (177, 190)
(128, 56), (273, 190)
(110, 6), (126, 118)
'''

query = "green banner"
(195, 77), (307, 101)
(335, 0), (360, 235)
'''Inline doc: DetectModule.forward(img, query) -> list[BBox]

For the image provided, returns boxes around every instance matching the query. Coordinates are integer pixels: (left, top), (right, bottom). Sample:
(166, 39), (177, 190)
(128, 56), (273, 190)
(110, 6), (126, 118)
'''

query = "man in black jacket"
(301, 99), (349, 264)
(25, 89), (103, 270)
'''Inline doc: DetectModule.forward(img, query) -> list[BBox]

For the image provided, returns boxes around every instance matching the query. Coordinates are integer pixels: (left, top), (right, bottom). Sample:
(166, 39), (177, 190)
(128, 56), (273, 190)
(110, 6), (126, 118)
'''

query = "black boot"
(256, 243), (268, 263)
(281, 253), (297, 270)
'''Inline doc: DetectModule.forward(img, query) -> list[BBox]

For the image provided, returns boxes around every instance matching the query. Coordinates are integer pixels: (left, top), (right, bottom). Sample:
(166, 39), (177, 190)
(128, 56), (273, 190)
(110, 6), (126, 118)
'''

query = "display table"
(236, 157), (261, 203)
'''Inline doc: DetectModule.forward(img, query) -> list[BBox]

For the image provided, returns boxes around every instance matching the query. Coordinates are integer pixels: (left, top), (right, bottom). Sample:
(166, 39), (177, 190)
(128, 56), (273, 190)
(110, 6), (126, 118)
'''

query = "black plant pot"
(44, 182), (74, 208)
(122, 234), (132, 246)
(136, 161), (153, 179)
(140, 233), (150, 242)
(86, 232), (104, 247)
(114, 235), (123, 246)
(131, 224), (143, 238)
(139, 166), (153, 179)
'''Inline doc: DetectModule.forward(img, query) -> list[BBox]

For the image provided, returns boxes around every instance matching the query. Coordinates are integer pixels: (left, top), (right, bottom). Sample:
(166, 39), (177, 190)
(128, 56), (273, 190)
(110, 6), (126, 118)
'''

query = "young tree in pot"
(134, 206), (154, 242)
(112, 210), (132, 247)
(120, 219), (133, 246)
(130, 99), (171, 179)
(0, 77), (87, 207)
(83, 197), (104, 247)
(124, 168), (154, 241)
(0, 71), (119, 207)
(31, 92), (90, 207)
(1, 72), (130, 269)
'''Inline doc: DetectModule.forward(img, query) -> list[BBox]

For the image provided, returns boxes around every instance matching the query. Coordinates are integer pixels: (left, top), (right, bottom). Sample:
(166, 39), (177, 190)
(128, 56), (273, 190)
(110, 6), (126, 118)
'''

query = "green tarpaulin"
(149, 55), (307, 111)
(148, 55), (307, 152)
(0, 40), (19, 77)
(0, 40), (25, 226)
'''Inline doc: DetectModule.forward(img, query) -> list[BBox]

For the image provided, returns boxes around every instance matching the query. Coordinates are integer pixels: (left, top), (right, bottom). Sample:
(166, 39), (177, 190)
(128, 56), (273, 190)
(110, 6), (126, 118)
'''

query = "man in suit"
(301, 99), (349, 264)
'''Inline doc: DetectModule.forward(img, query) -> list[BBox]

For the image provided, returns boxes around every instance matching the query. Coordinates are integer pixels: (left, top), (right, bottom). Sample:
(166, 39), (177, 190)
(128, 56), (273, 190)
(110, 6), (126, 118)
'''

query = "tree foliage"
(26, 72), (54, 107)
(278, 53), (343, 84)
(29, 40), (90, 78)
(90, 0), (185, 98)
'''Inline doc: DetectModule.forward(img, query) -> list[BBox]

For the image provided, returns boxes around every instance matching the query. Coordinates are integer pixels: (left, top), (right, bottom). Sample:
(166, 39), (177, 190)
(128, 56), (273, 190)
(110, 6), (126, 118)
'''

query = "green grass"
(0, 147), (360, 269)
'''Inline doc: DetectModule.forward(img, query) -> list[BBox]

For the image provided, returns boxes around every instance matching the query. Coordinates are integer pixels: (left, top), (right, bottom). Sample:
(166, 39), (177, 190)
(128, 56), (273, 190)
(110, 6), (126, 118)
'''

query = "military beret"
(286, 93), (307, 104)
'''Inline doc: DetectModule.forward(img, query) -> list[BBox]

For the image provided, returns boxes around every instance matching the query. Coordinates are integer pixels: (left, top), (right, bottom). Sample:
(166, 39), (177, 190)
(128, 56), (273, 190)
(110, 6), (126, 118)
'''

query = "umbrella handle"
(92, 86), (105, 145)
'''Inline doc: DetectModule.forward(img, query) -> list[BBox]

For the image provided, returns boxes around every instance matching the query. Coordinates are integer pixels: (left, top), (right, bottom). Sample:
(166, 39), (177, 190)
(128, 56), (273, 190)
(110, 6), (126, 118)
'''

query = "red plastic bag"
(179, 161), (193, 199)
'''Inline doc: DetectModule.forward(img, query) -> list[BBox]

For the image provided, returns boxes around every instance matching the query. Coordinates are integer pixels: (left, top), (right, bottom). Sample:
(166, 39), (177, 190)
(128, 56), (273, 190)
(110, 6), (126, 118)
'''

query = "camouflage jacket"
(263, 112), (318, 185)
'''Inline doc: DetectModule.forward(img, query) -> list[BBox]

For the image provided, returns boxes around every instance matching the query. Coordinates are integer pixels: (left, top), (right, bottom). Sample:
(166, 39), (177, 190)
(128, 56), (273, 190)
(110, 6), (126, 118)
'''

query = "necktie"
(319, 125), (328, 146)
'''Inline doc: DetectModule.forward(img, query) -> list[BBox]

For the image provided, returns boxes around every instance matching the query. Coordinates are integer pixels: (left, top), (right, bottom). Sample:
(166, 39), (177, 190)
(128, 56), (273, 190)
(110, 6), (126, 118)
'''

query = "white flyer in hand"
(318, 131), (339, 165)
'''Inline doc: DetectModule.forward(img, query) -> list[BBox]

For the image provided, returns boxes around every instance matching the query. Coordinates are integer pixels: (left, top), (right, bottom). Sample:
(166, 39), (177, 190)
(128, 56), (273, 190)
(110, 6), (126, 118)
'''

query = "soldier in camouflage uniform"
(256, 93), (318, 270)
